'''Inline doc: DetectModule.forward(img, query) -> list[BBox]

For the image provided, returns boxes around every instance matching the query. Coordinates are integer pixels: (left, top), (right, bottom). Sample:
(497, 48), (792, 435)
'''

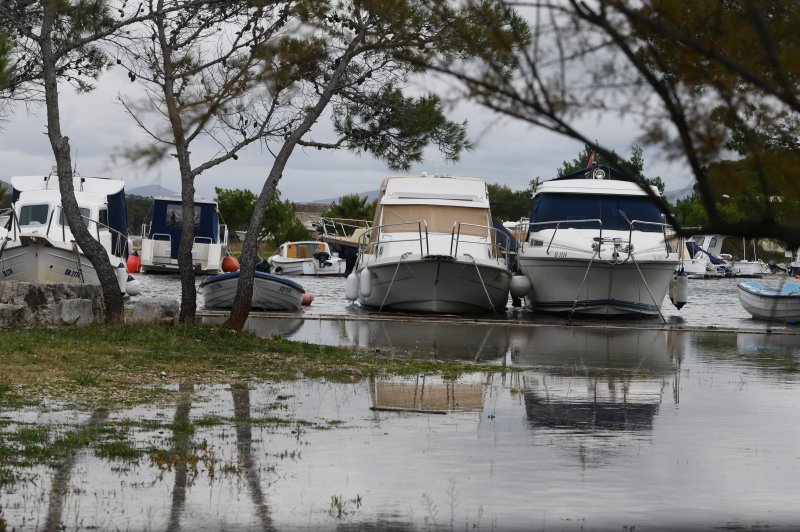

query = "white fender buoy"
(345, 271), (359, 301)
(125, 275), (142, 296)
(669, 269), (689, 310)
(359, 267), (372, 298)
(116, 262), (127, 293)
(509, 275), (531, 298)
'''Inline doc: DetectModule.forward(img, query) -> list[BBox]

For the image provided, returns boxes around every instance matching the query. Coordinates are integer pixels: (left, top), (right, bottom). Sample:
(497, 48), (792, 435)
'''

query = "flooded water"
(3, 327), (800, 530)
(4, 274), (800, 530)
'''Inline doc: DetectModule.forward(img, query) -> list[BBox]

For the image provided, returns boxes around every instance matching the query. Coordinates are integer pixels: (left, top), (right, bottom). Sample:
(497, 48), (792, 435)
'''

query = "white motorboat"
(345, 173), (512, 314)
(0, 173), (132, 286)
(686, 235), (770, 278)
(139, 197), (229, 274)
(268, 241), (346, 276)
(199, 270), (305, 311)
(515, 166), (679, 317)
(737, 280), (800, 321)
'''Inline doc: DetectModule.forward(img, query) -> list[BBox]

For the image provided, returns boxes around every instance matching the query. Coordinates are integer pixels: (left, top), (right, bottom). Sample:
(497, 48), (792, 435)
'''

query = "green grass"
(0, 323), (510, 407)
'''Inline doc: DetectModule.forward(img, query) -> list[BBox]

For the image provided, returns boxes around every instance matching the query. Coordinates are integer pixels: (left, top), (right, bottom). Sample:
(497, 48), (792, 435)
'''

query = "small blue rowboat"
(737, 281), (800, 321)
(200, 270), (305, 311)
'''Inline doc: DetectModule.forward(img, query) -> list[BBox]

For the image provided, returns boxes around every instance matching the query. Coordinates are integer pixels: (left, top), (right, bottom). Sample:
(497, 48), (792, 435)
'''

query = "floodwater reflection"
(3, 326), (800, 530)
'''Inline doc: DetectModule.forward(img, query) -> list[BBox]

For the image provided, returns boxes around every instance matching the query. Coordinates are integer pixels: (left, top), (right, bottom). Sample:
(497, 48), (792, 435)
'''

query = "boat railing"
(449, 222), (508, 264)
(626, 219), (672, 255)
(358, 220), (429, 257)
(518, 218), (603, 254)
(1, 209), (21, 242)
(319, 217), (372, 238)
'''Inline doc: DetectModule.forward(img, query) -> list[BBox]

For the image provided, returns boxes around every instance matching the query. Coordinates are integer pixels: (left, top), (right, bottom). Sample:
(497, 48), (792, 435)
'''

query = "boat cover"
(149, 198), (220, 259)
(738, 281), (800, 297)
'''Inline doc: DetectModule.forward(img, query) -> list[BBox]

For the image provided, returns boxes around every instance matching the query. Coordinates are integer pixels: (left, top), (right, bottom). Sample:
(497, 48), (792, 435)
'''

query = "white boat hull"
(737, 281), (800, 321)
(357, 257), (511, 313)
(269, 256), (346, 276)
(0, 239), (99, 284)
(200, 271), (304, 311)
(517, 256), (677, 316)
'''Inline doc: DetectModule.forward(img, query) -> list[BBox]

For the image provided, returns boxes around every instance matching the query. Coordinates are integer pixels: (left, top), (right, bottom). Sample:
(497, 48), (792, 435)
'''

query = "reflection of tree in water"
(231, 382), (274, 532)
(166, 381), (193, 532)
(44, 408), (110, 531)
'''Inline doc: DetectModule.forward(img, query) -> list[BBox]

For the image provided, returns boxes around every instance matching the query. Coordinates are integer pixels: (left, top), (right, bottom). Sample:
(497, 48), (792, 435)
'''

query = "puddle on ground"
(2, 327), (800, 530)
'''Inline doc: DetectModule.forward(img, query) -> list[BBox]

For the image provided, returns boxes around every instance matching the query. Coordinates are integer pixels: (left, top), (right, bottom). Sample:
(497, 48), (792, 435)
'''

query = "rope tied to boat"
(465, 253), (499, 317)
(379, 251), (412, 312)
(568, 251), (598, 322)
(629, 252), (667, 324)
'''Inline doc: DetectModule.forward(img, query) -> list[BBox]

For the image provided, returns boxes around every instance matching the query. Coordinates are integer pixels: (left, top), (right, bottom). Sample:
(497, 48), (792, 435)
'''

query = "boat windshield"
(379, 205), (490, 236)
(58, 207), (93, 228)
(19, 204), (49, 226)
(530, 192), (664, 232)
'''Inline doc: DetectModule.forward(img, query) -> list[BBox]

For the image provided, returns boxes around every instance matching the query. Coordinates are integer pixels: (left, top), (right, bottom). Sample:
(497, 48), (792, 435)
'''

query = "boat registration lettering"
(278, 286), (291, 294)
(553, 251), (568, 258)
(64, 268), (82, 278)
(0, 268), (12, 278)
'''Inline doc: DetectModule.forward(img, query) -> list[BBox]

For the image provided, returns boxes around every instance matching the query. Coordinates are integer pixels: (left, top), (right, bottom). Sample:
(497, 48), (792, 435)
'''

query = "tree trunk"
(40, 0), (124, 323)
(155, 2), (196, 323)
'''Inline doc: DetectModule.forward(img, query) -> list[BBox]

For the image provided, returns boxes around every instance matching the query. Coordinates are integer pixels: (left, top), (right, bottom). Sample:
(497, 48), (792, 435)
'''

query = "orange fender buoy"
(126, 252), (141, 273)
(301, 294), (314, 306)
(222, 255), (240, 272)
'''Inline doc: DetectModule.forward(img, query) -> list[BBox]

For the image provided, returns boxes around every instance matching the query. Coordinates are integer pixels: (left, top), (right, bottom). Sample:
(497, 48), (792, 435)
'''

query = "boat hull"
(517, 256), (677, 316)
(0, 241), (99, 284)
(357, 257), (510, 313)
(200, 271), (304, 311)
(269, 255), (346, 276)
(737, 281), (800, 321)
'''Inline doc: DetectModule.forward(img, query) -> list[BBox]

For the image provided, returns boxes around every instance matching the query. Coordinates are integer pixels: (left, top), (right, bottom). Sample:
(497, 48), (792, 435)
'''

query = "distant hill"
(311, 190), (379, 205)
(128, 184), (178, 198)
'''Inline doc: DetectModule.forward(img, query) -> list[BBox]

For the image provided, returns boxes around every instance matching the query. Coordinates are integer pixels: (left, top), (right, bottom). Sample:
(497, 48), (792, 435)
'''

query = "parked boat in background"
(0, 172), (133, 289)
(515, 165), (679, 317)
(687, 235), (770, 278)
(318, 217), (371, 273)
(139, 197), (229, 274)
(268, 241), (346, 276)
(199, 270), (305, 310)
(737, 280), (800, 321)
(345, 173), (512, 313)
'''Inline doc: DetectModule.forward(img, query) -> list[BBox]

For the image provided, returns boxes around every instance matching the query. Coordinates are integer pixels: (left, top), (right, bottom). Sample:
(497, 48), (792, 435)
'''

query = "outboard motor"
(313, 251), (332, 268)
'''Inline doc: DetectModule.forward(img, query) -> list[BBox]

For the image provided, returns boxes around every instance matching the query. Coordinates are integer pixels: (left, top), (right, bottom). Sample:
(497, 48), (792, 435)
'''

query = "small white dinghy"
(737, 280), (800, 322)
(200, 270), (305, 311)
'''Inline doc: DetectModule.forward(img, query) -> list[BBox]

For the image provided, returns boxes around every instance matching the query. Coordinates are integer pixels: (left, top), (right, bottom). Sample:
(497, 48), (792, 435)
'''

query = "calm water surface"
(3, 275), (800, 530)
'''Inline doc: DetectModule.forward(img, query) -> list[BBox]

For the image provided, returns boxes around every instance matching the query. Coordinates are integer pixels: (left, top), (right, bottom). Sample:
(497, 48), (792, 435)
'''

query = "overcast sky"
(0, 66), (693, 203)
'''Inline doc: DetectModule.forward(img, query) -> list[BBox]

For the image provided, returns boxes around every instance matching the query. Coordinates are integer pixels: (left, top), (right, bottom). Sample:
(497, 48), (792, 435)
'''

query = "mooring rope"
(379, 251), (411, 311)
(568, 253), (597, 322)
(465, 253), (498, 316)
(629, 252), (667, 324)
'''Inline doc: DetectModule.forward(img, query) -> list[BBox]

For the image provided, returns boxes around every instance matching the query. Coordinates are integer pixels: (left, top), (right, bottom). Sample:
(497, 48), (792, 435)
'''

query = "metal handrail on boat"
(449, 222), (508, 264)
(626, 218), (673, 257)
(358, 220), (429, 260)
(319, 217), (372, 238)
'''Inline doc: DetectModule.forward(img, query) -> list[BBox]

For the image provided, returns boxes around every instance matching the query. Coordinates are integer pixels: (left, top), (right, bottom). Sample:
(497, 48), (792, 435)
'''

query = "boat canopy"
(378, 204), (490, 236)
(530, 192), (664, 232)
(148, 198), (220, 259)
(282, 242), (328, 259)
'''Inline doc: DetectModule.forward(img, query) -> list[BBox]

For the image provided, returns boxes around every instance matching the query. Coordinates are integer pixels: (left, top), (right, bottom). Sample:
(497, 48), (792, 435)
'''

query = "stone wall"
(0, 281), (104, 328)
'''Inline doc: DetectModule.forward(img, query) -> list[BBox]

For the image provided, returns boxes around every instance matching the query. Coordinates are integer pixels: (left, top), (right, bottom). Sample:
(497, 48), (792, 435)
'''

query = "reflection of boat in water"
(509, 326), (682, 432)
(369, 374), (484, 414)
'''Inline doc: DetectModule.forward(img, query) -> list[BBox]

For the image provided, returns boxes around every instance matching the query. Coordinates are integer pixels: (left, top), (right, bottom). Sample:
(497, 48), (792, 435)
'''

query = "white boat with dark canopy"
(200, 270), (305, 311)
(345, 173), (512, 313)
(139, 197), (229, 274)
(0, 172), (131, 286)
(516, 165), (679, 317)
(737, 280), (800, 322)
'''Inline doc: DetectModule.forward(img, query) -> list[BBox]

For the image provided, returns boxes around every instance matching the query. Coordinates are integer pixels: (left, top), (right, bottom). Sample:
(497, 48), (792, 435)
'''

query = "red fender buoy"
(126, 251), (141, 273)
(222, 255), (240, 272)
(301, 294), (314, 306)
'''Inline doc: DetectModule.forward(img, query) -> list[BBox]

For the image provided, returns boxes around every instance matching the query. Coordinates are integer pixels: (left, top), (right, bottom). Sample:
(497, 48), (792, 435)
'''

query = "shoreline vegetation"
(0, 324), (509, 409)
